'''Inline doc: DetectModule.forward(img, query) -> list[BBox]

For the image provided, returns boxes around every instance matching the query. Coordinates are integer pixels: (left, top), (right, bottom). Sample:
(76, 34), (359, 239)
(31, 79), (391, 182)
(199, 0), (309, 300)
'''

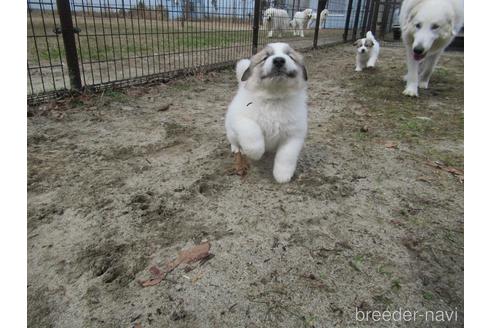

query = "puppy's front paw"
(403, 86), (419, 97)
(273, 165), (294, 184)
(418, 81), (429, 89)
(242, 144), (264, 161)
(355, 67), (362, 72)
(367, 64), (375, 68)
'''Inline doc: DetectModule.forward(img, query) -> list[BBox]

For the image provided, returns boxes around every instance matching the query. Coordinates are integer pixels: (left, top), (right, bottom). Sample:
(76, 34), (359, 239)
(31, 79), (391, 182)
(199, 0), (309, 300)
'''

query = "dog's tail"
(366, 31), (376, 41)
(236, 59), (251, 83)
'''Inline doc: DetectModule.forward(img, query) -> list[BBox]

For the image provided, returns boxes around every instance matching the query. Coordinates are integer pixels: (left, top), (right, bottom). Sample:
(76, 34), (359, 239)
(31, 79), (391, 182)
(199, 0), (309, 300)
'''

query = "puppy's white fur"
(308, 9), (328, 29)
(225, 43), (308, 183)
(354, 31), (380, 71)
(400, 0), (464, 96)
(290, 9), (313, 37)
(263, 8), (290, 38)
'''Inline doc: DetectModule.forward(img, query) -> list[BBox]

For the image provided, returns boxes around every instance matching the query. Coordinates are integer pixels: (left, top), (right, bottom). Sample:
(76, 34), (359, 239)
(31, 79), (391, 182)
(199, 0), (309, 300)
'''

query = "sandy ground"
(27, 44), (464, 328)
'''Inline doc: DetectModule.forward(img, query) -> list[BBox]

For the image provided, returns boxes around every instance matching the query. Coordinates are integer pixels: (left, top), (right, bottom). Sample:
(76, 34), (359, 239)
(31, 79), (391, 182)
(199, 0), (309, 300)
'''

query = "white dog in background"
(291, 9), (313, 37)
(263, 8), (290, 38)
(353, 31), (380, 71)
(308, 9), (328, 29)
(225, 43), (308, 183)
(400, 0), (464, 96)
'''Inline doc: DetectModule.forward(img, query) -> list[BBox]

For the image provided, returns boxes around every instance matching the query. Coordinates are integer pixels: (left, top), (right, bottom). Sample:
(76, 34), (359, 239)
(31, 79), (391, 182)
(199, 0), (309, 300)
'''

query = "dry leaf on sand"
(139, 242), (211, 287)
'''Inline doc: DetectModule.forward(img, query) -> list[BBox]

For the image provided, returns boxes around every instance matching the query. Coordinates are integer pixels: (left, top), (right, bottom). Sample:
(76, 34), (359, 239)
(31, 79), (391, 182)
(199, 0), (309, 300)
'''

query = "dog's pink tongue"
(413, 53), (425, 61)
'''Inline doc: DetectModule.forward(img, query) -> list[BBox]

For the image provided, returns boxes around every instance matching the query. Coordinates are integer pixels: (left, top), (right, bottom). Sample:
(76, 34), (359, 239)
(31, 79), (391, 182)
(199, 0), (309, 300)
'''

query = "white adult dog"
(400, 0), (464, 96)
(225, 43), (308, 183)
(308, 9), (328, 29)
(263, 8), (290, 38)
(353, 31), (380, 71)
(291, 9), (313, 37)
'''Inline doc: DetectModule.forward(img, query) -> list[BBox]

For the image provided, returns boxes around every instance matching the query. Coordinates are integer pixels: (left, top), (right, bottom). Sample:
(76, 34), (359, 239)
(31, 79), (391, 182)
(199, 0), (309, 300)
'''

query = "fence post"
(361, 0), (373, 38)
(343, 0), (354, 41)
(370, 0), (381, 35)
(380, 0), (391, 38)
(313, 0), (328, 49)
(252, 0), (261, 54)
(351, 0), (362, 41)
(56, 0), (82, 91)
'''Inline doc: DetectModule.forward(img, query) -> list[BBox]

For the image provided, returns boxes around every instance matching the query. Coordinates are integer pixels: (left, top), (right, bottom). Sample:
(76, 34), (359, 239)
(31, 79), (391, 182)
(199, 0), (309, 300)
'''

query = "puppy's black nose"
(273, 57), (285, 68)
(361, 49), (366, 53)
(413, 46), (425, 55)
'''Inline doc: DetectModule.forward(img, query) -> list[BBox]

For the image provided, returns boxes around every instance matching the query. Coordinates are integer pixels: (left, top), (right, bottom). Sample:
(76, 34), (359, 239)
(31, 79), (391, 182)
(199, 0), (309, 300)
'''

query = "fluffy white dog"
(400, 0), (464, 96)
(353, 31), (380, 71)
(263, 8), (290, 38)
(291, 9), (313, 37)
(225, 43), (308, 183)
(308, 9), (328, 29)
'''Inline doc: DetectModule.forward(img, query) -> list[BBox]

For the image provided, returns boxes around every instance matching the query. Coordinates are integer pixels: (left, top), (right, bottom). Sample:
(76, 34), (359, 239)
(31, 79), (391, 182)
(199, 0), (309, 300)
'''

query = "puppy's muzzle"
(412, 45), (426, 60)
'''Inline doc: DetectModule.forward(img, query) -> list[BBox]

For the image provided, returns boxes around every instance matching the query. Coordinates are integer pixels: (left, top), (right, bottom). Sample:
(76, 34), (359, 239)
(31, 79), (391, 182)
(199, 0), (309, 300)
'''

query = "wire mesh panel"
(27, 0), (366, 103)
(256, 0), (347, 50)
(28, 1), (70, 98)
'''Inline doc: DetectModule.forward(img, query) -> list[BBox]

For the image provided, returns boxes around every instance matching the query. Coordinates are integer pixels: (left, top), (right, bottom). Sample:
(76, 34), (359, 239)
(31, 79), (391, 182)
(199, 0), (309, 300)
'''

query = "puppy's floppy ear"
(366, 40), (374, 47)
(353, 40), (360, 47)
(241, 66), (252, 81)
(288, 48), (308, 81)
(301, 65), (308, 81)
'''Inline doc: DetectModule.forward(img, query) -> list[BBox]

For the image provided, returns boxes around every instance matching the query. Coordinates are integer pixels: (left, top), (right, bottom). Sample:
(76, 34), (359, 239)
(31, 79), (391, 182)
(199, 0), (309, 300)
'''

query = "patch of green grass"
(408, 216), (428, 227)
(355, 130), (369, 141)
(104, 89), (127, 102)
(302, 314), (318, 327)
(169, 81), (194, 91)
(423, 291), (434, 300)
(377, 264), (393, 277)
(68, 98), (85, 108)
(432, 67), (450, 80)
(397, 118), (433, 139)
(391, 279), (401, 292)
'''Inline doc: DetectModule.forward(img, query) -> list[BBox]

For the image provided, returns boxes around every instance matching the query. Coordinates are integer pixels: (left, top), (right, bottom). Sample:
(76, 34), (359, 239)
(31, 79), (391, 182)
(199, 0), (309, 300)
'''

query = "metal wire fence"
(27, 0), (403, 104)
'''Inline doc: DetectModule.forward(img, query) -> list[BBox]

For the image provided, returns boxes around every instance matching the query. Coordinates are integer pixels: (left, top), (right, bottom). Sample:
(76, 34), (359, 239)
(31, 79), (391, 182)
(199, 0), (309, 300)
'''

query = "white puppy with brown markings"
(225, 43), (308, 183)
(353, 31), (380, 71)
(400, 0), (464, 96)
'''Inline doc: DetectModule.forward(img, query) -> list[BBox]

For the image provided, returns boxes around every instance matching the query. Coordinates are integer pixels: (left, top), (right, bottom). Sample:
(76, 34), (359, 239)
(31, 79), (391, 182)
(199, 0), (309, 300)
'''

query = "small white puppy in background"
(400, 0), (464, 96)
(308, 9), (328, 29)
(225, 43), (308, 183)
(291, 8), (313, 37)
(353, 31), (380, 71)
(263, 8), (290, 38)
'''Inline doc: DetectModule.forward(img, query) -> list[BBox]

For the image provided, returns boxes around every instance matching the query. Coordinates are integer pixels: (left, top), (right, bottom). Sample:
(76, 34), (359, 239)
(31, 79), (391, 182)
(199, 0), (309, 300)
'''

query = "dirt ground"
(27, 44), (464, 328)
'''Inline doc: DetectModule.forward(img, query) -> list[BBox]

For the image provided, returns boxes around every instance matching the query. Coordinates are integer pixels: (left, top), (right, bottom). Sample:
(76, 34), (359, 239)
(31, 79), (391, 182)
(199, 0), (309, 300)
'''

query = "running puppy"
(400, 0), (464, 96)
(353, 31), (380, 71)
(225, 43), (308, 183)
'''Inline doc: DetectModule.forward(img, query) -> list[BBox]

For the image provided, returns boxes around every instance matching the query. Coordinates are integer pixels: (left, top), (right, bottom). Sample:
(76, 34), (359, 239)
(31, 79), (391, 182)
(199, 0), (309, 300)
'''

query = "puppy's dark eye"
(415, 23), (422, 29)
(431, 24), (440, 30)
